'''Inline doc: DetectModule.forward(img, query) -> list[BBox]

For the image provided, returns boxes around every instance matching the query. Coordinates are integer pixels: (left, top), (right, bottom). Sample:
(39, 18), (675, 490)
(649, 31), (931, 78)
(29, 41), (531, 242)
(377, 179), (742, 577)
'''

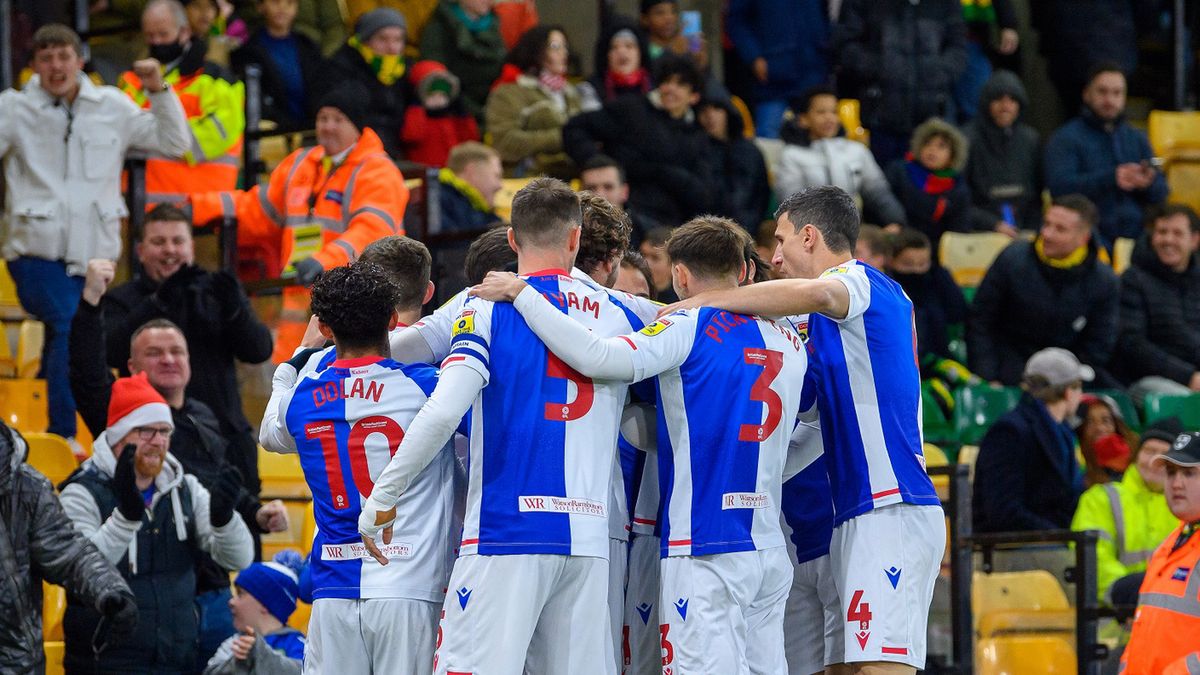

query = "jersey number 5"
(738, 348), (784, 442)
(305, 416), (406, 510)
(544, 352), (594, 421)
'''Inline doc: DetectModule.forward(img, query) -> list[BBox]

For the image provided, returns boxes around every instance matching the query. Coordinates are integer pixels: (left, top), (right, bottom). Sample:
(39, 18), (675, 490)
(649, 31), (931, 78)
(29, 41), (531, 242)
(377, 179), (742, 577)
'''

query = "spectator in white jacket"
(0, 24), (189, 445)
(774, 85), (906, 227)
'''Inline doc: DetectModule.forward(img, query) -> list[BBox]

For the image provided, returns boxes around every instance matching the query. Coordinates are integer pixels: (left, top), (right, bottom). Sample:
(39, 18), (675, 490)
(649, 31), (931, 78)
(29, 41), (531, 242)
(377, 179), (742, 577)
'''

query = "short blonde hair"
(447, 142), (500, 174)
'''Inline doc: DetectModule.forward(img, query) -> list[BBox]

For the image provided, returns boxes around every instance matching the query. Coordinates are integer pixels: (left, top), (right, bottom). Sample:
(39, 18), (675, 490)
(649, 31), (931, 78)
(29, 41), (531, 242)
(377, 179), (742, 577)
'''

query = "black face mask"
(149, 41), (185, 65)
(889, 271), (931, 296)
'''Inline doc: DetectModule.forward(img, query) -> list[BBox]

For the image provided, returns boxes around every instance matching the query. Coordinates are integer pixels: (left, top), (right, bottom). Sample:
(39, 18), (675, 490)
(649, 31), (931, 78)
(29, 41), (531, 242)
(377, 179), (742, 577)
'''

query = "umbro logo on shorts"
(674, 598), (688, 620)
(885, 566), (902, 589)
(457, 587), (472, 610)
(636, 603), (653, 625)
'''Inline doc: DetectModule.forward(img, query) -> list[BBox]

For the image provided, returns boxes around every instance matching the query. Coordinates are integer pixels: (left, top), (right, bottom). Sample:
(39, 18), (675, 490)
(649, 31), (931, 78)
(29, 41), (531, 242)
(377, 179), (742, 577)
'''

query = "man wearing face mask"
(1072, 416), (1185, 604)
(329, 8), (413, 159)
(119, 0), (246, 206)
(59, 374), (253, 674)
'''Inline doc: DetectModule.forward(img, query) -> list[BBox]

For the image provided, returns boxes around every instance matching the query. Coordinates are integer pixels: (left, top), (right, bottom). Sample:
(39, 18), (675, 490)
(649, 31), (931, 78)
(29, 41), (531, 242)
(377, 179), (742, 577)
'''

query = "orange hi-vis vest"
(120, 62), (244, 204)
(1120, 522), (1200, 674)
(190, 127), (407, 278)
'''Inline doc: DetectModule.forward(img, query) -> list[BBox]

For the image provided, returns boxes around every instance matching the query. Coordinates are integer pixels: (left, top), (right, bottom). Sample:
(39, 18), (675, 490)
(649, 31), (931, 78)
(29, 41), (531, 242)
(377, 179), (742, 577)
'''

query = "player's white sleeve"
(388, 324), (437, 365)
(822, 264), (871, 323)
(359, 365), (483, 538)
(398, 290), (467, 363)
(259, 362), (299, 454)
(511, 286), (694, 382)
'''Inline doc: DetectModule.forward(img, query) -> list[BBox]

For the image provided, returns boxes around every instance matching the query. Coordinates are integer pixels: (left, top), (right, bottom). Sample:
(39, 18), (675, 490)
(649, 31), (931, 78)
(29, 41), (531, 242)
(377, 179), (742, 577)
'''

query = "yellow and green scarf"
(349, 35), (407, 86)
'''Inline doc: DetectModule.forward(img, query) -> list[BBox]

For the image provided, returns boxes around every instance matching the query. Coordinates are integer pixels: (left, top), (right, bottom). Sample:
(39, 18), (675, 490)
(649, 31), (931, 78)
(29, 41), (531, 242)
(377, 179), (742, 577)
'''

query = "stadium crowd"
(1, 0), (1200, 673)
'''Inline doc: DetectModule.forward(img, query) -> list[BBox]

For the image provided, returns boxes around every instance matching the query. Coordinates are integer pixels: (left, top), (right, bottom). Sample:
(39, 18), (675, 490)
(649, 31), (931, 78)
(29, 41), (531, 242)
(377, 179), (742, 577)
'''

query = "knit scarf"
(349, 36), (406, 86)
(450, 3), (497, 33)
(438, 168), (492, 212)
(904, 153), (958, 195)
(961, 0), (997, 24)
(538, 70), (566, 93)
(606, 68), (651, 99)
(1035, 238), (1089, 269)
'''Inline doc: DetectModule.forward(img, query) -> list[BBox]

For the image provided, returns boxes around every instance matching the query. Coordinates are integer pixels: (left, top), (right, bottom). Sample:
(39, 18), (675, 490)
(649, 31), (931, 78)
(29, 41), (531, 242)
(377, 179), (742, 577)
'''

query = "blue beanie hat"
(235, 555), (301, 624)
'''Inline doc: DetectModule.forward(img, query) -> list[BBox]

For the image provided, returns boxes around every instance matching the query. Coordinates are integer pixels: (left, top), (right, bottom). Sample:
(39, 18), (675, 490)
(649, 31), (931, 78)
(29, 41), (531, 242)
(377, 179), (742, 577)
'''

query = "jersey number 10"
(305, 416), (406, 510)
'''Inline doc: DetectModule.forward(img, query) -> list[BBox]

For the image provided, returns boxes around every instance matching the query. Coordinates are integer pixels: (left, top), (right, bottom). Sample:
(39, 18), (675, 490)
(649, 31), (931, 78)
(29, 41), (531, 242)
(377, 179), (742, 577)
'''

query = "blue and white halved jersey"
(280, 357), (457, 602)
(443, 270), (644, 558)
(623, 308), (807, 558)
(806, 261), (938, 525)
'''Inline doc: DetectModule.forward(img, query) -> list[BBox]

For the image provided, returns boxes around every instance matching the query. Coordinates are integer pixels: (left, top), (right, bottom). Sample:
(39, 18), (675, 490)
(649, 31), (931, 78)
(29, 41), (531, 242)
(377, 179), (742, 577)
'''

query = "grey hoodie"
(59, 435), (253, 574)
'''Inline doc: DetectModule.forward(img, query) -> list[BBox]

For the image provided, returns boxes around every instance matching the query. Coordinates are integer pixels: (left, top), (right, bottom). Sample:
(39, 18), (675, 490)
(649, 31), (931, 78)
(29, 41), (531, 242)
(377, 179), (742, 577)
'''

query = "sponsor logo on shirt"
(452, 311), (476, 336)
(821, 266), (850, 277)
(721, 492), (770, 509)
(321, 542), (413, 561)
(639, 318), (673, 336)
(517, 495), (607, 517)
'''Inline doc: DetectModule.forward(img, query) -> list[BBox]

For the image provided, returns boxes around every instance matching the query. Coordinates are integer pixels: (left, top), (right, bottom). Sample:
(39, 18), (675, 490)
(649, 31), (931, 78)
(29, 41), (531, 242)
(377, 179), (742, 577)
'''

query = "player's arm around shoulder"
(657, 276), (853, 322)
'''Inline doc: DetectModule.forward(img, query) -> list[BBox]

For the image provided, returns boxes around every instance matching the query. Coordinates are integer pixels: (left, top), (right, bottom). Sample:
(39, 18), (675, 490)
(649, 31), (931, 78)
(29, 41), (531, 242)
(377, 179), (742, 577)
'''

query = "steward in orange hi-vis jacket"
(1120, 432), (1200, 675)
(190, 82), (407, 361)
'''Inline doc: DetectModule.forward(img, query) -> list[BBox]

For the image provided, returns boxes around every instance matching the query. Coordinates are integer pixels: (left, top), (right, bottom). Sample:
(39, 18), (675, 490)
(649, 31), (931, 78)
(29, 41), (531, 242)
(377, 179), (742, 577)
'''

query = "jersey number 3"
(305, 416), (406, 510)
(738, 348), (784, 442)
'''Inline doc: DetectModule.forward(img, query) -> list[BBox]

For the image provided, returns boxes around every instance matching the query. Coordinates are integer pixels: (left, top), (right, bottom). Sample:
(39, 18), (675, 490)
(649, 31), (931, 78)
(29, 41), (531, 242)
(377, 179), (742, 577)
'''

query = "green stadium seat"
(1142, 392), (1200, 429)
(1088, 388), (1142, 433)
(954, 385), (1022, 446)
(922, 380), (957, 446)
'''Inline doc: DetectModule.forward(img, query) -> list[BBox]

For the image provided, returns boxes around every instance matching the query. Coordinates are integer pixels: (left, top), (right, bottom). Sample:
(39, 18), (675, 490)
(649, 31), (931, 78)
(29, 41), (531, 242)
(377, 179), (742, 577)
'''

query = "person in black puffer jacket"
(0, 422), (135, 674)
(963, 70), (1042, 235)
(834, 0), (967, 167)
(697, 95), (769, 233)
(967, 194), (1119, 387)
(1116, 204), (1200, 396)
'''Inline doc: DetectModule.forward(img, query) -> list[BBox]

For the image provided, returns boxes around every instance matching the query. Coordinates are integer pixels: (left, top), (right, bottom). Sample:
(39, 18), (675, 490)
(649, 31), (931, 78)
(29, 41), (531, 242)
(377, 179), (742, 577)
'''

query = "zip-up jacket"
(1119, 522), (1200, 674)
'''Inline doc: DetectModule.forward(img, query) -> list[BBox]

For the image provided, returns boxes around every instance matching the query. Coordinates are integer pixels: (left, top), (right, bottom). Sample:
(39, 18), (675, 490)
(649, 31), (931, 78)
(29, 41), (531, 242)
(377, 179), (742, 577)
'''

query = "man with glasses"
(59, 373), (253, 672)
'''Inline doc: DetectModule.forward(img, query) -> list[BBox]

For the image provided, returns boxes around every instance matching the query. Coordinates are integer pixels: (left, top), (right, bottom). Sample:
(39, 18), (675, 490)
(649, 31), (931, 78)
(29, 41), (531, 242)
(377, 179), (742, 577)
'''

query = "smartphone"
(681, 10), (702, 54)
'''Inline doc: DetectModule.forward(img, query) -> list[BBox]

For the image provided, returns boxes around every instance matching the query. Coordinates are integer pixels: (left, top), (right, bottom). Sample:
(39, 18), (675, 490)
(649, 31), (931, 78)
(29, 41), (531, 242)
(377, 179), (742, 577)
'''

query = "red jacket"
(401, 106), (479, 168)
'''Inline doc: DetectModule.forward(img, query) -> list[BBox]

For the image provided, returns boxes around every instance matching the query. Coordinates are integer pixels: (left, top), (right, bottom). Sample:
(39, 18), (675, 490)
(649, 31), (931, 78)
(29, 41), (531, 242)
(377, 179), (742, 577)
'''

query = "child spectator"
(776, 85), (906, 228)
(401, 60), (480, 166)
(886, 117), (971, 250)
(204, 552), (307, 674)
(484, 25), (582, 179)
(1075, 394), (1139, 487)
(420, 0), (507, 124)
(328, 8), (413, 158)
(232, 0), (328, 129)
(963, 70), (1042, 236)
(579, 15), (653, 111)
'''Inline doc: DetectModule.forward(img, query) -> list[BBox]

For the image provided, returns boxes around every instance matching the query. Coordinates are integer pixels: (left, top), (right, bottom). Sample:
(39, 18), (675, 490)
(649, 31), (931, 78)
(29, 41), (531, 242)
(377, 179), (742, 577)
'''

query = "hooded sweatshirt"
(964, 70), (1042, 232)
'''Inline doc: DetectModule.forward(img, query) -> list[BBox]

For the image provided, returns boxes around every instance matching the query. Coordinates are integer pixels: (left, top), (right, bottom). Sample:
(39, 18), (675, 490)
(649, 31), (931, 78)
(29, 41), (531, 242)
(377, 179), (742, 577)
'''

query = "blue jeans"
(954, 40), (993, 124)
(7, 256), (83, 437)
(196, 587), (235, 668)
(754, 99), (789, 139)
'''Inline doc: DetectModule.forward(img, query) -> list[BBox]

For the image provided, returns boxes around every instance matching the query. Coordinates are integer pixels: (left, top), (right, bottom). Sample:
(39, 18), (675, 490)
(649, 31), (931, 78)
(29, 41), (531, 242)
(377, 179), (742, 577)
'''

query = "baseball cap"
(1023, 347), (1094, 387)
(1156, 432), (1200, 468)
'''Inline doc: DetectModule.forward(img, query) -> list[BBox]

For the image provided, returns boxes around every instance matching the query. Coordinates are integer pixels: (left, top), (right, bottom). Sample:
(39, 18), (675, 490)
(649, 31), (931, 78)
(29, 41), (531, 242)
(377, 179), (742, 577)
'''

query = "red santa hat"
(104, 373), (174, 445)
(409, 60), (460, 100)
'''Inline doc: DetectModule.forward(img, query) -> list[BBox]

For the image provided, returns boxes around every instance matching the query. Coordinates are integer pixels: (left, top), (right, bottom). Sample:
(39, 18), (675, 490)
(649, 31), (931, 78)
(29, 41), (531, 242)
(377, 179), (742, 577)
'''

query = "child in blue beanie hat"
(204, 551), (307, 673)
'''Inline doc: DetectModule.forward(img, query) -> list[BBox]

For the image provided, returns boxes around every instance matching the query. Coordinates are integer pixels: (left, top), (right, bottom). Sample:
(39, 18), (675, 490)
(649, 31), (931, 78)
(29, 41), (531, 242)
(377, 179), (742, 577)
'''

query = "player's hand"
(231, 627), (255, 661)
(359, 496), (398, 566)
(656, 293), (707, 318)
(299, 315), (327, 349)
(255, 499), (289, 533)
(133, 59), (165, 93)
(470, 271), (528, 303)
(83, 259), (116, 306)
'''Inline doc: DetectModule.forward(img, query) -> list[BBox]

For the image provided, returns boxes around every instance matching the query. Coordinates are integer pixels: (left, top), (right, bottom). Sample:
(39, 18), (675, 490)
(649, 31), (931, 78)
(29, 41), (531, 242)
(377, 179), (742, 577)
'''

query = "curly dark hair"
(578, 191), (633, 277)
(507, 24), (568, 74)
(309, 262), (402, 351)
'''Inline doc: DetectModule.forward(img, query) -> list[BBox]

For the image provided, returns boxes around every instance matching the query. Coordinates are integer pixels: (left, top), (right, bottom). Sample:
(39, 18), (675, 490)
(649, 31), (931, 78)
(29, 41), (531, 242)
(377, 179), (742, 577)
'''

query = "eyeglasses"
(134, 426), (173, 440)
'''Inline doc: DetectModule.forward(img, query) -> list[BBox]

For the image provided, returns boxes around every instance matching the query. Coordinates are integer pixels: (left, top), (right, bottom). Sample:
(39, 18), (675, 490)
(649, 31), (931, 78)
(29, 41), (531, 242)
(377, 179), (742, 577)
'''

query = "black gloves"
(209, 269), (246, 322)
(293, 257), (324, 286)
(96, 589), (138, 642)
(154, 264), (203, 307)
(208, 465), (242, 528)
(113, 445), (146, 522)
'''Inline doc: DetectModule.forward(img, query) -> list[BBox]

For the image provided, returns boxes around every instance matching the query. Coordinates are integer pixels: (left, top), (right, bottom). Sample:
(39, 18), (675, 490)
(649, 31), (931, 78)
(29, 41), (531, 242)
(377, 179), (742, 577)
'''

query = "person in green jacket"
(1072, 416), (1186, 603)
(419, 0), (506, 125)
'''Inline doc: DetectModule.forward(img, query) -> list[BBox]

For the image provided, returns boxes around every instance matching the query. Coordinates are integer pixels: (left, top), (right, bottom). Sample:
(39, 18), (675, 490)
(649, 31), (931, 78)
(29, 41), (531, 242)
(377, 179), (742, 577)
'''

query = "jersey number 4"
(738, 348), (784, 442)
(305, 416), (406, 510)
(544, 352), (594, 421)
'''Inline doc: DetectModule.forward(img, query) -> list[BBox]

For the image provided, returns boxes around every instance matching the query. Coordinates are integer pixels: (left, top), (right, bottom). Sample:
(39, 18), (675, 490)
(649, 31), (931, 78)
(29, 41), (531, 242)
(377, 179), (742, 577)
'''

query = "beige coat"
(484, 74), (582, 179)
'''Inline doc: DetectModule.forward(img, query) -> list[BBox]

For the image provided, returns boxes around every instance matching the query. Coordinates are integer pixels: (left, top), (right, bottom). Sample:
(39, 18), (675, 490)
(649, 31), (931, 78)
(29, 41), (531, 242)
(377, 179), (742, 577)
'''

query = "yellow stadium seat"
(838, 98), (868, 146)
(0, 260), (23, 317)
(258, 446), (310, 500)
(24, 433), (78, 486)
(43, 582), (65, 641)
(973, 570), (1070, 645)
(1112, 237), (1135, 274)
(976, 636), (1075, 675)
(492, 177), (534, 222)
(730, 95), (756, 139)
(0, 325), (15, 377)
(978, 609), (1074, 641)
(44, 640), (65, 675)
(0, 378), (48, 434)
(300, 500), (316, 552)
(289, 601), (312, 633)
(1164, 162), (1200, 213)
(16, 319), (43, 380)
(260, 499), (315, 560)
(1148, 110), (1200, 158)
(939, 232), (1014, 287)
(924, 442), (949, 497)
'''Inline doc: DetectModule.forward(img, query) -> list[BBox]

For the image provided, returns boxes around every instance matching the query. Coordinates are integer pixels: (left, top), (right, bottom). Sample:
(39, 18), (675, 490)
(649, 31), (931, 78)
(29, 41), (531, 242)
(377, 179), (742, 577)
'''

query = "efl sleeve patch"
(639, 318), (673, 336)
(452, 312), (476, 337)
